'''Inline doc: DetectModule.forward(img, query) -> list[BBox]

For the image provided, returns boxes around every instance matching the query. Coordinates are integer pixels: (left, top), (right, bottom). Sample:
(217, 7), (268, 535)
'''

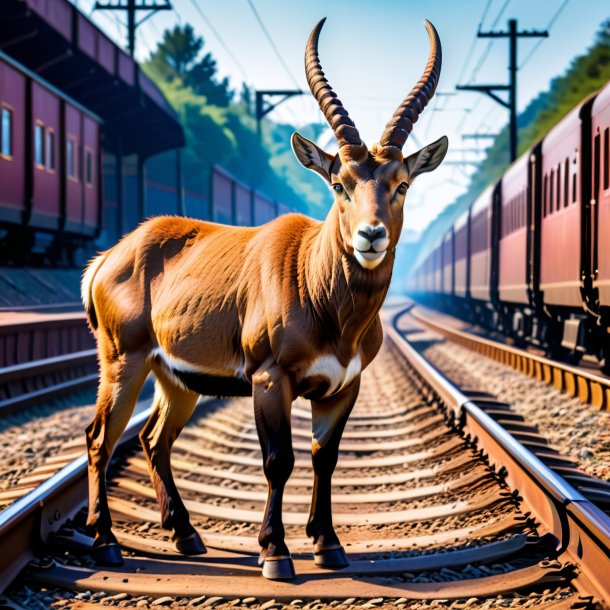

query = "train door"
(579, 97), (595, 306)
(592, 129), (600, 283)
(527, 144), (543, 311)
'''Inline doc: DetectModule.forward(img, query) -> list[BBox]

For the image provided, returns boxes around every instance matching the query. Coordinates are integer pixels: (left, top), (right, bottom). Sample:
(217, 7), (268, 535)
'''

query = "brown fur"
(83, 18), (448, 570)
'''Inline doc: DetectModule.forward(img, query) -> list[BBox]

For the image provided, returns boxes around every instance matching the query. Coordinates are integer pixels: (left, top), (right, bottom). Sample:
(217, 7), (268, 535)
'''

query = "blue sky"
(72, 0), (609, 235)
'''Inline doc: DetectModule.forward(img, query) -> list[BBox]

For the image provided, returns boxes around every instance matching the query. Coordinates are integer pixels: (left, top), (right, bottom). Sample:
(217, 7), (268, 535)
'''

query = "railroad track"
(0, 306), (608, 607)
(408, 305), (610, 412)
(0, 311), (97, 415)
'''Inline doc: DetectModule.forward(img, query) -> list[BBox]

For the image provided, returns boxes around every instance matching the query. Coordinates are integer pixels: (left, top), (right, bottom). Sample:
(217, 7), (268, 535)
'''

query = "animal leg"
(139, 374), (204, 555)
(307, 376), (360, 568)
(252, 359), (295, 580)
(85, 349), (149, 566)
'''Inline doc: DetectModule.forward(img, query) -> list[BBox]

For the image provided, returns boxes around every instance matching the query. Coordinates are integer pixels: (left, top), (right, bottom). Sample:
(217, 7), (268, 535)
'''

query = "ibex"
(82, 18), (447, 580)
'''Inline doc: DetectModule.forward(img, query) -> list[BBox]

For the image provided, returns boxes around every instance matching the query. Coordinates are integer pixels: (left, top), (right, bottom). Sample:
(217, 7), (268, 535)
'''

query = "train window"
(602, 127), (610, 190)
(34, 123), (45, 168)
(564, 159), (569, 207)
(550, 169), (554, 214)
(66, 138), (78, 181)
(85, 150), (94, 186)
(512, 198), (516, 233)
(519, 192), (523, 228)
(46, 130), (55, 171)
(556, 164), (561, 211)
(543, 174), (548, 217)
(0, 107), (12, 158)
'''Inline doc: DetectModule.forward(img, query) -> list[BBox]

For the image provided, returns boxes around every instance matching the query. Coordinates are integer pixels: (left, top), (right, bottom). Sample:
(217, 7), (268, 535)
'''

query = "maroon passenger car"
(0, 51), (101, 253)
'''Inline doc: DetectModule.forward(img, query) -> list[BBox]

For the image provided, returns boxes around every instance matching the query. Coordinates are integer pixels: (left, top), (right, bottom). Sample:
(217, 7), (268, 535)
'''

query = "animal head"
(292, 18), (448, 271)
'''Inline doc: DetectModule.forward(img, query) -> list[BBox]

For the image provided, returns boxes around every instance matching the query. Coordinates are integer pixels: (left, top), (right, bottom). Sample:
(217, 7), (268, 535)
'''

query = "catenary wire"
(187, 0), (249, 82)
(519, 0), (571, 69)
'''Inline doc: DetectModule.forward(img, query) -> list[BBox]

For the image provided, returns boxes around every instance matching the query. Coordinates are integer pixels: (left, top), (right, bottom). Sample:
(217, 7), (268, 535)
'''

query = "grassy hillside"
(407, 18), (610, 274)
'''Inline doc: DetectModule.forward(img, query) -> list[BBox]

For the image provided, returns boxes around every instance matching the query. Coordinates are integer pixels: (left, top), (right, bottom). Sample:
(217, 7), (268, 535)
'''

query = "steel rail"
(0, 349), (99, 415)
(386, 307), (610, 605)
(409, 306), (610, 411)
(0, 404), (153, 593)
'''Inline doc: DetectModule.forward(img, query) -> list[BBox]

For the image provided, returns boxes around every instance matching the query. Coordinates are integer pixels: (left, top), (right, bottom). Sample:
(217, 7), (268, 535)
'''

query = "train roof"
(454, 210), (469, 231)
(593, 80), (610, 115)
(502, 148), (530, 184)
(471, 185), (494, 216)
(0, 51), (101, 123)
(0, 0), (184, 157)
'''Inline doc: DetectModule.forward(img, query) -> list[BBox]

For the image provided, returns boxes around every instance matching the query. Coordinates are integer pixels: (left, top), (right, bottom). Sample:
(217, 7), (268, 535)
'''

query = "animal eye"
(396, 182), (408, 195)
(333, 183), (344, 194)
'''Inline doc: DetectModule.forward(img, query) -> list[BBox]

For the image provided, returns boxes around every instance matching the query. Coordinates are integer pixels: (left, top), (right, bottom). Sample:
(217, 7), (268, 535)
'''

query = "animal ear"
(291, 132), (336, 184)
(404, 135), (448, 181)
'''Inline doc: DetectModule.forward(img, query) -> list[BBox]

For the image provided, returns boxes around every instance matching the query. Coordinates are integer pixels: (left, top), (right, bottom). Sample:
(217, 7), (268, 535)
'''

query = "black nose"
(358, 226), (387, 243)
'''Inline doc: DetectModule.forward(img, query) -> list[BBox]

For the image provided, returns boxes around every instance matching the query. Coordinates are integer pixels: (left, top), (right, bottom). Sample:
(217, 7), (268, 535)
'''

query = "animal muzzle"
(352, 223), (390, 270)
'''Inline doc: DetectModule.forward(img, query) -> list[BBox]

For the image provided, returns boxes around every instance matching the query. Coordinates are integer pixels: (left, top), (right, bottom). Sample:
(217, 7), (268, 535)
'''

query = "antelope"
(82, 18), (448, 580)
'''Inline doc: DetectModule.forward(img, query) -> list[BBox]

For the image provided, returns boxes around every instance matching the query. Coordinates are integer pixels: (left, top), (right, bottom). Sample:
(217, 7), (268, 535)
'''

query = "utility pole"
(456, 19), (548, 162)
(255, 89), (303, 138)
(94, 0), (172, 57)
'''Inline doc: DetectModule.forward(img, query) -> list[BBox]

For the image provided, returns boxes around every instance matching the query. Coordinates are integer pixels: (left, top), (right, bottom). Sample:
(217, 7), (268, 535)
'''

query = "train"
(408, 79), (610, 371)
(0, 50), (102, 262)
(0, 0), (296, 267)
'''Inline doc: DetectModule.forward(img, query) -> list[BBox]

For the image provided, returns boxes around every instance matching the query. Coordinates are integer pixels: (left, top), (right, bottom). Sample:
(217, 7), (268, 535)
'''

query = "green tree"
(149, 24), (233, 107)
(149, 24), (202, 81)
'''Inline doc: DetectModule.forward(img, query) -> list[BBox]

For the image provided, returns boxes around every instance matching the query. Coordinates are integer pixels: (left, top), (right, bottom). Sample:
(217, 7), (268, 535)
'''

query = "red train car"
(441, 228), (453, 297)
(0, 51), (102, 257)
(498, 154), (529, 305)
(408, 81), (610, 369)
(469, 186), (494, 303)
(453, 210), (469, 299)
(0, 58), (25, 224)
(539, 104), (583, 309)
(593, 83), (610, 309)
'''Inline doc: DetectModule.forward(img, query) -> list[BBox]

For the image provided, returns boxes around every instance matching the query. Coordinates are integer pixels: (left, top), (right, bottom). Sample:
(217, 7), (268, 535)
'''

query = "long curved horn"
(379, 20), (442, 149)
(305, 18), (362, 148)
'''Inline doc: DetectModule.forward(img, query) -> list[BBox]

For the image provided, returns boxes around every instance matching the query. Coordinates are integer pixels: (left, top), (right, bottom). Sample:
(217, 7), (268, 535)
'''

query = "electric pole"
(255, 90), (303, 139)
(456, 19), (548, 162)
(94, 0), (172, 57)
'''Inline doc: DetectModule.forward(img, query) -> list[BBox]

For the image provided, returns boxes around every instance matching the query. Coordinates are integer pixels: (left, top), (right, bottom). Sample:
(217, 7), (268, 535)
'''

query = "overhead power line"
(245, 0), (301, 90)
(455, 0), (493, 87)
(94, 0), (172, 56)
(457, 19), (548, 161)
(424, 0), (502, 141)
(519, 0), (571, 69)
(467, 0), (512, 85)
(187, 0), (248, 81)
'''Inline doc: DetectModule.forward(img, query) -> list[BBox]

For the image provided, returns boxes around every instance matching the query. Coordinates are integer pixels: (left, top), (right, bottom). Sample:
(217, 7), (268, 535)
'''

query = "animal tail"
(81, 252), (107, 331)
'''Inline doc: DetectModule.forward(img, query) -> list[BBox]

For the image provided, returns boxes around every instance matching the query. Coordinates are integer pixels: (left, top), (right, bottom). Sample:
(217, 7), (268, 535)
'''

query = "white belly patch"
(304, 353), (362, 398)
(150, 347), (243, 387)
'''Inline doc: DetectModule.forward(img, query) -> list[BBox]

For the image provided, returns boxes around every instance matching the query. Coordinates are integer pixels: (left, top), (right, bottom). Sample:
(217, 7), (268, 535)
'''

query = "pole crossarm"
(255, 89), (304, 137)
(478, 29), (549, 38)
(456, 84), (510, 108)
(94, 0), (172, 56)
(455, 19), (548, 162)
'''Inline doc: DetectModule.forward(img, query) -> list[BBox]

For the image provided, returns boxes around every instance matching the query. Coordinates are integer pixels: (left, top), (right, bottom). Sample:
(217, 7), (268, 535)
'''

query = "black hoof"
(175, 531), (207, 556)
(314, 545), (349, 569)
(90, 542), (123, 567)
(262, 556), (296, 580)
